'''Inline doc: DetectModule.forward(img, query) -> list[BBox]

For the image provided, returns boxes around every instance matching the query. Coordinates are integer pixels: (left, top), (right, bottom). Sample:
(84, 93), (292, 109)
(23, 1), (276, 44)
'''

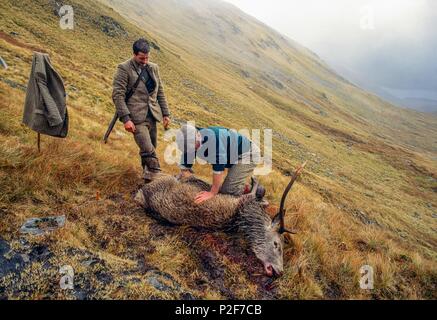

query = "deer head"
(238, 162), (307, 277)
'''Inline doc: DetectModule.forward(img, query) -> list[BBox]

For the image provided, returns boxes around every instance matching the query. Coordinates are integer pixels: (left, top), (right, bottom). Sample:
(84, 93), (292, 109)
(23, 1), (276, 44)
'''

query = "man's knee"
(220, 179), (246, 196)
(220, 184), (240, 196)
(221, 166), (256, 196)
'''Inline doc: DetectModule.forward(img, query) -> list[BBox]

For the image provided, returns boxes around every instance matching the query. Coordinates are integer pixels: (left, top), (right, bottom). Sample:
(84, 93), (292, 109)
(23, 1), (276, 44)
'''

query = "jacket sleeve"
(155, 65), (170, 117)
(35, 66), (64, 127)
(112, 64), (131, 120)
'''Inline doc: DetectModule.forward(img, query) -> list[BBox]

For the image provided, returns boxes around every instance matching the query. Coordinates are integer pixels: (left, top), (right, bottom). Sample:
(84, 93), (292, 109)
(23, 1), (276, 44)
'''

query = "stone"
(0, 238), (26, 278)
(74, 290), (88, 300)
(81, 258), (100, 267)
(20, 215), (66, 235)
(147, 276), (168, 291)
(180, 292), (196, 300)
(0, 56), (7, 69)
(0, 57), (8, 69)
(20, 254), (30, 263)
(29, 244), (52, 261)
(150, 41), (160, 51)
(95, 15), (128, 38)
(145, 270), (181, 293)
(0, 77), (26, 91)
(95, 270), (113, 284)
(353, 210), (380, 227)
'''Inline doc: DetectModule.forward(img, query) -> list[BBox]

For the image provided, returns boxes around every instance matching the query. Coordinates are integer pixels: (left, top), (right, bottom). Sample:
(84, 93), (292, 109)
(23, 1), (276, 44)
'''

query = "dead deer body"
(135, 163), (306, 277)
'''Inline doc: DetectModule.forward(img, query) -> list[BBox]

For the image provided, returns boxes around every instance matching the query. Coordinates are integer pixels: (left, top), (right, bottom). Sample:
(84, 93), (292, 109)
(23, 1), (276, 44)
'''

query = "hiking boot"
(245, 180), (266, 199)
(255, 184), (266, 200)
(141, 153), (162, 183)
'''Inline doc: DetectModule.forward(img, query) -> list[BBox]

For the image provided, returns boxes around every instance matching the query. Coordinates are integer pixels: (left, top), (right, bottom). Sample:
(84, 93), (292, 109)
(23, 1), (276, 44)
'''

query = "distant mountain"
(328, 61), (437, 114)
(399, 97), (437, 113)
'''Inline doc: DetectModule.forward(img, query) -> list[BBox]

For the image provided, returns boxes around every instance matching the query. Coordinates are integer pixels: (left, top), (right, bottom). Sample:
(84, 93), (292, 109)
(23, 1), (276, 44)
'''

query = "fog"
(224, 0), (437, 104)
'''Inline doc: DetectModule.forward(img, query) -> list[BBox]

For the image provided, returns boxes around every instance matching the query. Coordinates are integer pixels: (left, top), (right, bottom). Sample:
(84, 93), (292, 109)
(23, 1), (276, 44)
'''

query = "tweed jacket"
(112, 58), (170, 124)
(22, 52), (68, 138)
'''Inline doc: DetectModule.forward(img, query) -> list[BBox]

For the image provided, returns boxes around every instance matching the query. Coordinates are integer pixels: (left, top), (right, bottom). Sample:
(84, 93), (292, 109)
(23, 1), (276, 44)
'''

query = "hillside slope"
(104, 0), (437, 274)
(103, 0), (437, 154)
(0, 0), (436, 299)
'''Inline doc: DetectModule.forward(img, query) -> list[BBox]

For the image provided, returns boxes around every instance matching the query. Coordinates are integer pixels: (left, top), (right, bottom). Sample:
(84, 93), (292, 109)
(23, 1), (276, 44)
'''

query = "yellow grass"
(0, 0), (435, 299)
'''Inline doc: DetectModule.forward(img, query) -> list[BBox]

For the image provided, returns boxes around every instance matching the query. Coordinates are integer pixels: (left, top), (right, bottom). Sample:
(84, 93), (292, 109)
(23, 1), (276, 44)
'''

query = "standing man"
(112, 38), (171, 181)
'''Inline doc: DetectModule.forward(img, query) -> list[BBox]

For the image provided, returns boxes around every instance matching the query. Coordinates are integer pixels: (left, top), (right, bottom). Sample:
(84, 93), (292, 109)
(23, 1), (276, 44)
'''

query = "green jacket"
(180, 126), (252, 173)
(112, 58), (170, 124)
(22, 52), (68, 138)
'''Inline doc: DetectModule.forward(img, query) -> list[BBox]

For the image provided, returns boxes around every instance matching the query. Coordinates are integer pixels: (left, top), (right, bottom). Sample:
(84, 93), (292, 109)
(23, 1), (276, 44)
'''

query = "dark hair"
(133, 38), (150, 55)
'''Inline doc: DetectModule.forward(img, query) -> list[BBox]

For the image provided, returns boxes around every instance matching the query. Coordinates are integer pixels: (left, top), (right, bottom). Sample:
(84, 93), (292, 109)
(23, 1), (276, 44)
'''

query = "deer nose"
(264, 264), (274, 277)
(264, 263), (284, 277)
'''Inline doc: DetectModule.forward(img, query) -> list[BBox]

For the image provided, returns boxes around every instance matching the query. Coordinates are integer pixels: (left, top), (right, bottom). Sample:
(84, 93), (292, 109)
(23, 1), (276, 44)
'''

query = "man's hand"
(194, 171), (224, 204)
(195, 191), (217, 204)
(124, 120), (136, 133)
(163, 116), (171, 130)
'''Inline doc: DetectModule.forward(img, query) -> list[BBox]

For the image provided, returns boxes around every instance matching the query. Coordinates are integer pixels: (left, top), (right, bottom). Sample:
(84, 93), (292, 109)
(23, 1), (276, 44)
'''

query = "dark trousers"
(133, 111), (158, 161)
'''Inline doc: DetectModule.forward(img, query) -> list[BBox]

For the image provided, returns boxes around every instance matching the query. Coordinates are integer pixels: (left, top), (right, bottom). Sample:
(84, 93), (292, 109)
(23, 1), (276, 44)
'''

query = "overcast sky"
(224, 0), (437, 100)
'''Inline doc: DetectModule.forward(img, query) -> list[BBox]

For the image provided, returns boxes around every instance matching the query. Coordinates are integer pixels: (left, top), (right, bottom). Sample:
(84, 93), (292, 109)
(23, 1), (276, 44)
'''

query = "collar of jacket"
(35, 52), (65, 91)
(131, 58), (144, 73)
(131, 58), (154, 74)
(130, 58), (157, 91)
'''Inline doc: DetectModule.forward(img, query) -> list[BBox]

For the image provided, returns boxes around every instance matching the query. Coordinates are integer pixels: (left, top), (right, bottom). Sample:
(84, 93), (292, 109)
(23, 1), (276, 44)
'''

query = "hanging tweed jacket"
(22, 52), (68, 138)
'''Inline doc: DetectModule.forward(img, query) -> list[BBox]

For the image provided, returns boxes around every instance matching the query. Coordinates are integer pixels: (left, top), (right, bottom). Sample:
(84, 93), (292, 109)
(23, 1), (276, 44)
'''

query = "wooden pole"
(37, 133), (41, 152)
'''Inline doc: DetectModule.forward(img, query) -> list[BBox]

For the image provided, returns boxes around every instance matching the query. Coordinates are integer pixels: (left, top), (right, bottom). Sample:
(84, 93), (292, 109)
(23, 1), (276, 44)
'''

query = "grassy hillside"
(0, 0), (436, 299)
(103, 0), (437, 154)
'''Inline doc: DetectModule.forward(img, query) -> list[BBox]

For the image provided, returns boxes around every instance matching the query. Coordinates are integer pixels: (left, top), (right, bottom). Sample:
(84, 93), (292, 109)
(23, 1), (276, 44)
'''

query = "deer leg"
(134, 189), (146, 208)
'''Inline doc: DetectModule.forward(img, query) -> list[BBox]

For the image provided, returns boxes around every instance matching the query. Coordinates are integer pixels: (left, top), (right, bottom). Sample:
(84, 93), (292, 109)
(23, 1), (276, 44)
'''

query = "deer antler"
(250, 176), (259, 196)
(277, 161), (307, 234)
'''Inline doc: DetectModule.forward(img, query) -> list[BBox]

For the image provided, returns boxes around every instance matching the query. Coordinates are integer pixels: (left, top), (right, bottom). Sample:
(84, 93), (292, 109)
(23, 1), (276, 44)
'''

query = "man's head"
(133, 38), (150, 66)
(176, 124), (202, 153)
